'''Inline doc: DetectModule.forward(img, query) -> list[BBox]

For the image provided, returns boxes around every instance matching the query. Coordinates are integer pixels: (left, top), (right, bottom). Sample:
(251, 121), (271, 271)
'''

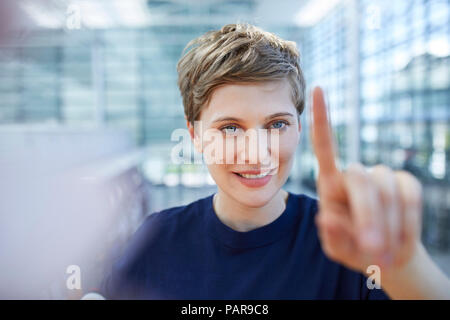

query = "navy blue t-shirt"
(101, 191), (390, 299)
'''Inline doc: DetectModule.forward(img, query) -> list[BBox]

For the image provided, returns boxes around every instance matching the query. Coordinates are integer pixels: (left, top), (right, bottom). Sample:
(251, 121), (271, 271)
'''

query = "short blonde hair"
(177, 23), (306, 125)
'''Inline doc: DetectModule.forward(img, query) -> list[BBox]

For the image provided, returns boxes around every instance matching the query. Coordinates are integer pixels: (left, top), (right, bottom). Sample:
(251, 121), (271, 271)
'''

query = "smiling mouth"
(232, 167), (278, 179)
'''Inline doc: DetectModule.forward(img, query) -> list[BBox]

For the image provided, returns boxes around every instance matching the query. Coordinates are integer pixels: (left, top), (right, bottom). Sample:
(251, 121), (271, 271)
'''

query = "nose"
(236, 129), (274, 167)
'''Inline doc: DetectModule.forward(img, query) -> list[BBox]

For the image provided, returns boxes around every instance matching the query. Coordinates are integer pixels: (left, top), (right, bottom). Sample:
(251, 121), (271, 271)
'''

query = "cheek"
(273, 131), (299, 165)
(206, 164), (231, 187)
(222, 137), (236, 163)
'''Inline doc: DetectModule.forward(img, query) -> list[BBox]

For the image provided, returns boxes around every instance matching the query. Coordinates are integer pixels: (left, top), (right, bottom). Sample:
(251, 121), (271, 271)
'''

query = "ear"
(186, 117), (203, 154)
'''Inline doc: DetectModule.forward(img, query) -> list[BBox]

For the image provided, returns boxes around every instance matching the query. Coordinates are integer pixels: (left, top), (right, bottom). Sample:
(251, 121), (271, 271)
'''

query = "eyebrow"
(212, 112), (295, 123)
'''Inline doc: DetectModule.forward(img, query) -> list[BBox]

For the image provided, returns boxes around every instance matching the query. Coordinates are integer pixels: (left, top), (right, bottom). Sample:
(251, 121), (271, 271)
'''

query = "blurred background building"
(0, 0), (448, 298)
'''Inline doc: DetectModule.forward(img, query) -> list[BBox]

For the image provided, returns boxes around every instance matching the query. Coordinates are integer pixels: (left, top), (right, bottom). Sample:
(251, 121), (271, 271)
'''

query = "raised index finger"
(310, 86), (338, 177)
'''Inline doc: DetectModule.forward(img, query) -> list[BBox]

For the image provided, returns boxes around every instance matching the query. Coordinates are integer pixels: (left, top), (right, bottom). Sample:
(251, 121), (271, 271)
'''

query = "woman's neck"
(212, 189), (289, 232)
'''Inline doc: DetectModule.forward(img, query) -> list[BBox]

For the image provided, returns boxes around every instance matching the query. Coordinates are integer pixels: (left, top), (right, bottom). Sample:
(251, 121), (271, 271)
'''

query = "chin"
(212, 165), (288, 208)
(229, 184), (281, 208)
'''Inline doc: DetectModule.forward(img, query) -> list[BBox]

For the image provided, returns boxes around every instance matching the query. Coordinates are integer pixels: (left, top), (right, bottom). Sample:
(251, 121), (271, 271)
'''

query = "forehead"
(200, 79), (295, 121)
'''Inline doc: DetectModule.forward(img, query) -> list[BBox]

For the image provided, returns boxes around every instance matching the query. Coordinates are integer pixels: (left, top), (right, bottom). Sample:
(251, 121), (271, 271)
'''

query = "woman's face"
(188, 79), (301, 207)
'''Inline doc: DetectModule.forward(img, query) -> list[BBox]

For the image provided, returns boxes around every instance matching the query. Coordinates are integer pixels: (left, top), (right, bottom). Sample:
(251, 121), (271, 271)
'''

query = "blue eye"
(270, 120), (288, 129)
(221, 125), (239, 135)
(220, 121), (289, 134)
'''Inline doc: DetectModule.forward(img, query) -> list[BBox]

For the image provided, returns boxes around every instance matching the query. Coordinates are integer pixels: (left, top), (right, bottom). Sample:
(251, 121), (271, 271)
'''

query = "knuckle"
(370, 165), (398, 203)
(396, 171), (423, 206)
(371, 164), (391, 173)
(370, 165), (395, 185)
(346, 162), (366, 173)
(345, 165), (370, 184)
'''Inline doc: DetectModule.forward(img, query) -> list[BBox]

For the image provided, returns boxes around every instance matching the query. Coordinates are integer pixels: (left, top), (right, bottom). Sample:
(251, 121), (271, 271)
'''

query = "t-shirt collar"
(203, 191), (299, 249)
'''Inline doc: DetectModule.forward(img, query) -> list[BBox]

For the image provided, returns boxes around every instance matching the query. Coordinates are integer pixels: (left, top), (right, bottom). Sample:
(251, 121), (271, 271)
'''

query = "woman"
(101, 23), (450, 299)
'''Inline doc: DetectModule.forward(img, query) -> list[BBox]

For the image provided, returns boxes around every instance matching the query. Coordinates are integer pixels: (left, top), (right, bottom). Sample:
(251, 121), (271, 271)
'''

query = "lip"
(232, 167), (277, 188)
(233, 167), (277, 175)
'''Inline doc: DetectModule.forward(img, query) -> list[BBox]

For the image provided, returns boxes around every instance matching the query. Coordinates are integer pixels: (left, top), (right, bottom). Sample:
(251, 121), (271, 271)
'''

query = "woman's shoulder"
(287, 191), (319, 215)
(116, 194), (213, 257)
